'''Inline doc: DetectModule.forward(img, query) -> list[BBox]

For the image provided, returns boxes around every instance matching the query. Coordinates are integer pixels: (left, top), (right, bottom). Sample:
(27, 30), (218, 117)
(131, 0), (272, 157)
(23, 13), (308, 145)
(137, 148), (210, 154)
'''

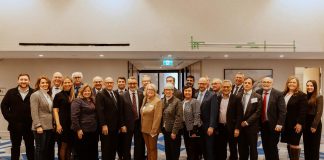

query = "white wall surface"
(0, 0), (324, 52)
(202, 59), (324, 92)
(0, 59), (127, 133)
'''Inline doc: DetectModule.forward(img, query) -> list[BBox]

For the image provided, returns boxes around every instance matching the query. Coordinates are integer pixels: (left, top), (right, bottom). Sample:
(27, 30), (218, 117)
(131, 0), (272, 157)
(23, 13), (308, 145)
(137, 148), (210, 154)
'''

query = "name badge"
(251, 98), (258, 103)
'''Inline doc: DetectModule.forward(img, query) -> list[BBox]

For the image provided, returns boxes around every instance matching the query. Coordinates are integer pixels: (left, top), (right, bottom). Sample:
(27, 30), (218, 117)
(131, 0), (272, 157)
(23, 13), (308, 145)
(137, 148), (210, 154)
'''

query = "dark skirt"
(281, 124), (302, 145)
(57, 128), (74, 143)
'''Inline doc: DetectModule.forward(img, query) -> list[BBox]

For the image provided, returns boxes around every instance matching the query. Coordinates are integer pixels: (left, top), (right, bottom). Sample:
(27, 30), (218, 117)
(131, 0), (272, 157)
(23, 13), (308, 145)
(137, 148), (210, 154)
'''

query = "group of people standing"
(0, 71), (323, 160)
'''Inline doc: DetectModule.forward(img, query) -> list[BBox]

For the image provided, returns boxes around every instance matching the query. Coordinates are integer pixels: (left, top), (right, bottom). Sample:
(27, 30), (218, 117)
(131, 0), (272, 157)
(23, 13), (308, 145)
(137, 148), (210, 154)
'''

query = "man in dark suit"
(231, 72), (245, 97)
(216, 80), (243, 160)
(238, 77), (262, 160)
(96, 77), (123, 160)
(186, 75), (197, 98)
(1, 73), (35, 160)
(92, 76), (103, 96)
(166, 76), (182, 100)
(196, 77), (219, 160)
(256, 77), (286, 160)
(119, 77), (146, 160)
(138, 75), (151, 92)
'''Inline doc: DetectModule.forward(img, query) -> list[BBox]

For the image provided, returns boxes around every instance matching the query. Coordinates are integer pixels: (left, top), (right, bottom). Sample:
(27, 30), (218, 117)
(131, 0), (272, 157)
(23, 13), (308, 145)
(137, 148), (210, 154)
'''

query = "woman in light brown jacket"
(141, 83), (163, 160)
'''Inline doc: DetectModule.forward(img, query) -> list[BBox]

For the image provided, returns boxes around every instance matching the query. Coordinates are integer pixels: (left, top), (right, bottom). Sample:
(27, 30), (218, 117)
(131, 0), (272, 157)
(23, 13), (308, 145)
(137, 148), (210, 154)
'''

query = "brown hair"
(35, 76), (52, 96)
(18, 73), (30, 80)
(77, 84), (95, 102)
(306, 80), (318, 106)
(283, 76), (301, 94)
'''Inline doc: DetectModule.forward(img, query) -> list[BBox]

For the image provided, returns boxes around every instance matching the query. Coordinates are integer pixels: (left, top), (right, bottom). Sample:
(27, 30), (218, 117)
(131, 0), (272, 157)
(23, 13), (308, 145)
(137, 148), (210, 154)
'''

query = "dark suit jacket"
(284, 91), (307, 130)
(217, 94), (243, 131)
(1, 86), (34, 131)
(196, 91), (219, 131)
(120, 90), (144, 131)
(241, 91), (262, 133)
(231, 85), (244, 97)
(96, 89), (122, 132)
(256, 88), (286, 130)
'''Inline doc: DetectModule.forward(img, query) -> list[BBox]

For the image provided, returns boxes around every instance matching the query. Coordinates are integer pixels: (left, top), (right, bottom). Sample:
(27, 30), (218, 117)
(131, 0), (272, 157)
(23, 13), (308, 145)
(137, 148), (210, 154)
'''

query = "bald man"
(96, 77), (123, 160)
(51, 72), (63, 98)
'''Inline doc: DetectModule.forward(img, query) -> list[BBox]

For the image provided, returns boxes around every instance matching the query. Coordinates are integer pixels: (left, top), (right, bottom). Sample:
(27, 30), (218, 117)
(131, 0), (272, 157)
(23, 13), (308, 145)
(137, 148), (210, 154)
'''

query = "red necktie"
(132, 92), (138, 120)
(262, 92), (268, 122)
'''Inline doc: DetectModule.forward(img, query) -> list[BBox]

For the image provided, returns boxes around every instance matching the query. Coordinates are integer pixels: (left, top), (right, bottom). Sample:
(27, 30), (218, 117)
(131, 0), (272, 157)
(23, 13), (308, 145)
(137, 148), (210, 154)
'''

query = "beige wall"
(202, 59), (324, 92)
(0, 59), (127, 134)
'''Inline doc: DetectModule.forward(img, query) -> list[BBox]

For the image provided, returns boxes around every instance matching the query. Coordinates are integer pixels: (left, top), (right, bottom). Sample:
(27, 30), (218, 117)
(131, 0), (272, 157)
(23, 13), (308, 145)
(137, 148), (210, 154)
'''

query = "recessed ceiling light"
(279, 54), (284, 58)
(167, 54), (172, 57)
(99, 54), (104, 57)
(38, 54), (44, 57)
(224, 54), (229, 58)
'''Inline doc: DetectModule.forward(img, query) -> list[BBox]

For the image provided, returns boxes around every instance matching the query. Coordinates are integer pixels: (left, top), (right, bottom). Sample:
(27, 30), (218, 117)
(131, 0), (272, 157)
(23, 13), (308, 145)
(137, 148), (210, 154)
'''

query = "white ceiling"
(0, 51), (323, 70)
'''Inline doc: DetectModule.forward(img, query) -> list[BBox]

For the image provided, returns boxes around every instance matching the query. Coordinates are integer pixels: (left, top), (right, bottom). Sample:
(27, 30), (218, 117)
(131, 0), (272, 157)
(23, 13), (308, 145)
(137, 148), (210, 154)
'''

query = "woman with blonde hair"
(141, 83), (163, 160)
(281, 76), (307, 160)
(71, 84), (98, 160)
(53, 77), (75, 160)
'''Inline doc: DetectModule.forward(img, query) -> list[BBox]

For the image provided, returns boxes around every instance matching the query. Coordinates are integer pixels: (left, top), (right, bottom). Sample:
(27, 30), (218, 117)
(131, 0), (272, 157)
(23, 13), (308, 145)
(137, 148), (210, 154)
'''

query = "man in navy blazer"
(256, 77), (286, 160)
(119, 77), (146, 160)
(195, 77), (219, 160)
(238, 77), (262, 160)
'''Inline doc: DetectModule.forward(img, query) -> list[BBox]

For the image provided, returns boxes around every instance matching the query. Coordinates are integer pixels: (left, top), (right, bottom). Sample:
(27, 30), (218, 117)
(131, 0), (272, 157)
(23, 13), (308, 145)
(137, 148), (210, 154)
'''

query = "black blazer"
(120, 90), (144, 131)
(96, 89), (122, 132)
(231, 85), (244, 97)
(241, 91), (262, 133)
(217, 94), (243, 131)
(256, 88), (286, 130)
(1, 86), (34, 131)
(196, 91), (219, 131)
(284, 91), (307, 130)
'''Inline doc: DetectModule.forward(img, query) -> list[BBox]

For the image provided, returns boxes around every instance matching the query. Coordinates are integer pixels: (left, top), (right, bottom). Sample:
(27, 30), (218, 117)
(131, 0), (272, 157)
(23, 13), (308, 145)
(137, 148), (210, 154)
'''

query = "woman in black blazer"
(303, 80), (323, 160)
(281, 76), (307, 160)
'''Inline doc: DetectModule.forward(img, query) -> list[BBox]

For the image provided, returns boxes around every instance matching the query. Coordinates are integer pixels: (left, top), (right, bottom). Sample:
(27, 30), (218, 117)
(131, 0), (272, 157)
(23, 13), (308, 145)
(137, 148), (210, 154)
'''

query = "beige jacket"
(30, 90), (53, 130)
(141, 96), (162, 136)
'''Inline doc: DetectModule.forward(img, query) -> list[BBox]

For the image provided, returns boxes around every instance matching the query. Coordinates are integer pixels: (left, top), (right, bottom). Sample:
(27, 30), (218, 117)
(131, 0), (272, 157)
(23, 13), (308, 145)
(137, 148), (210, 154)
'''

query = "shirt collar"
(18, 87), (29, 93)
(244, 89), (253, 95)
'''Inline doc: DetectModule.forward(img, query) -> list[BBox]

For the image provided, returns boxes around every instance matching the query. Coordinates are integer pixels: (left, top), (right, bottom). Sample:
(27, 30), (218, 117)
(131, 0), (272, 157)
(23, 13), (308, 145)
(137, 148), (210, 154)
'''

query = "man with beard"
(1, 73), (35, 160)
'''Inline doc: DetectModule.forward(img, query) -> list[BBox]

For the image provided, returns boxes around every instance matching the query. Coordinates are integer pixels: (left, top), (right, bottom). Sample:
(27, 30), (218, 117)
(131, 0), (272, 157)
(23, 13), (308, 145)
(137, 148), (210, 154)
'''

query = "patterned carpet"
(0, 134), (323, 160)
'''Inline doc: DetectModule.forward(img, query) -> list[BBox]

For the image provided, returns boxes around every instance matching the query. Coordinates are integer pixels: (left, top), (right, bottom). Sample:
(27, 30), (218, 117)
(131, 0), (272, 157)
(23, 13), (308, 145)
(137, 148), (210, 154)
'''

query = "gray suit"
(183, 98), (202, 131)
(30, 90), (53, 130)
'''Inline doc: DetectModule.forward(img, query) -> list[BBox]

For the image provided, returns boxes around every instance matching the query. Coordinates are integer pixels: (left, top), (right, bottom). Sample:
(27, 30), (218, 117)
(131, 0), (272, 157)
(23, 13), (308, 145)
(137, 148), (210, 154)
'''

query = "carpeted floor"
(0, 134), (323, 160)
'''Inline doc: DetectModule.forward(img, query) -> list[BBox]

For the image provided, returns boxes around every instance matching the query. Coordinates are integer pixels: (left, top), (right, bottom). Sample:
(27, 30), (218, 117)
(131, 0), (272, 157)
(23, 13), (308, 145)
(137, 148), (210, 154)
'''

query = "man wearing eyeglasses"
(256, 77), (286, 160)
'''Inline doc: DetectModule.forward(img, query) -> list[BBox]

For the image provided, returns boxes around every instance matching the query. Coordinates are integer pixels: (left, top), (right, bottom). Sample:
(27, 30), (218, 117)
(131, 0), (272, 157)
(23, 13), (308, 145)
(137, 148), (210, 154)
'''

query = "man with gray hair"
(212, 78), (222, 96)
(72, 72), (83, 97)
(96, 77), (122, 160)
(215, 80), (243, 160)
(256, 77), (286, 160)
(51, 72), (63, 98)
(92, 76), (103, 96)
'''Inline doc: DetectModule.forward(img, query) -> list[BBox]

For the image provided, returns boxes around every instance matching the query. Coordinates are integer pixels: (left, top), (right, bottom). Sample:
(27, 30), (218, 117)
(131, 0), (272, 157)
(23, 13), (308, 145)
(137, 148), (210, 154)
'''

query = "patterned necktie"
(110, 91), (117, 104)
(198, 92), (203, 103)
(132, 92), (138, 119)
(242, 93), (247, 113)
(233, 86), (239, 95)
(262, 92), (268, 122)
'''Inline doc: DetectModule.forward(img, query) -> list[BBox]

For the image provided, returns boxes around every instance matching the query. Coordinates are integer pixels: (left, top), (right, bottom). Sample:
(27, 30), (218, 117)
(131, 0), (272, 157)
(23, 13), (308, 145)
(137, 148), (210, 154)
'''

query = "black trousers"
(10, 129), (35, 160)
(238, 128), (258, 160)
(260, 122), (280, 160)
(133, 120), (146, 160)
(202, 128), (216, 160)
(182, 126), (203, 160)
(303, 116), (322, 160)
(162, 128), (182, 160)
(100, 131), (118, 160)
(215, 124), (238, 160)
(33, 130), (55, 160)
(75, 131), (99, 160)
